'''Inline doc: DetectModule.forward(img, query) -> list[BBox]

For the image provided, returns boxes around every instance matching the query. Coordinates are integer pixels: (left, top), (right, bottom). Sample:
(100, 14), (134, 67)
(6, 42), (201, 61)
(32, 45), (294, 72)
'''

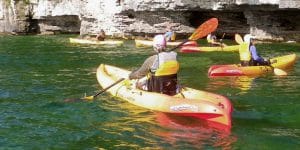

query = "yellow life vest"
(155, 61), (179, 76)
(239, 42), (251, 61)
(151, 51), (179, 76)
(171, 32), (176, 41)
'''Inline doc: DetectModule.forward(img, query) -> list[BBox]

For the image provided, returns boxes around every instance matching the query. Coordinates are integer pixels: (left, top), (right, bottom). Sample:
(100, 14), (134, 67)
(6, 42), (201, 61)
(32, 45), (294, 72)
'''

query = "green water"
(0, 35), (299, 149)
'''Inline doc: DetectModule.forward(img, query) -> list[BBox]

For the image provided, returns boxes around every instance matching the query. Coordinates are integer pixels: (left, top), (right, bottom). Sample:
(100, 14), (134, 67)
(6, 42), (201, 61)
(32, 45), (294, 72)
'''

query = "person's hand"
(123, 79), (132, 87)
(127, 73), (133, 80)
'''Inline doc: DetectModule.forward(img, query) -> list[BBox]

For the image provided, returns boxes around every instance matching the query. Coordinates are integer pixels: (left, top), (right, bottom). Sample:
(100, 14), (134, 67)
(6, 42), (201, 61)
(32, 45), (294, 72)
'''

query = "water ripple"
(0, 35), (299, 149)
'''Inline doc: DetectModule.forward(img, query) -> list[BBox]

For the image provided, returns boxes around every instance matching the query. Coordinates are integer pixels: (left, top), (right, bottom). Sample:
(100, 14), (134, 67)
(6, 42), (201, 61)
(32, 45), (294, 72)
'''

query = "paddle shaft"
(220, 33), (226, 50)
(167, 39), (189, 52)
(220, 33), (226, 43)
(220, 33), (225, 41)
(93, 78), (125, 98)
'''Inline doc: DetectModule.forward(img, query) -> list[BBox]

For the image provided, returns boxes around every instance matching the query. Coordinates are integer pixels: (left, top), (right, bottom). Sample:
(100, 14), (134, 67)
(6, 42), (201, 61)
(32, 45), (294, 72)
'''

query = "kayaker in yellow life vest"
(240, 34), (270, 66)
(239, 36), (251, 66)
(129, 34), (179, 96)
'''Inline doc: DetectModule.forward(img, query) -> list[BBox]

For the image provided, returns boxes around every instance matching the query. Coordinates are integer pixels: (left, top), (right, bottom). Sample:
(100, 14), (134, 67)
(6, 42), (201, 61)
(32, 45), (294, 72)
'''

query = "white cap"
(153, 34), (166, 52)
(244, 34), (255, 43)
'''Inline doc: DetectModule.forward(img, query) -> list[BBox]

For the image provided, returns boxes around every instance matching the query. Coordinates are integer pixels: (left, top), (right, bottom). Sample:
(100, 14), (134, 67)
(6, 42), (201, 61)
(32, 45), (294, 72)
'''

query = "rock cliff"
(0, 0), (299, 41)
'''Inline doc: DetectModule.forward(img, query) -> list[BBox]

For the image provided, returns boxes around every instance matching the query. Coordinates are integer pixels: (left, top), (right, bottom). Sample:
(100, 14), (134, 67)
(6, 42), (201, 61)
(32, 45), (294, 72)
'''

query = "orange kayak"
(97, 64), (232, 128)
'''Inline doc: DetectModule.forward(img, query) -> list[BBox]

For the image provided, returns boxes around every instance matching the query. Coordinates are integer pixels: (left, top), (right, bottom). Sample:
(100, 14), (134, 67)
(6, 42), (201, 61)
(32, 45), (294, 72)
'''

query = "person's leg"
(257, 58), (270, 66)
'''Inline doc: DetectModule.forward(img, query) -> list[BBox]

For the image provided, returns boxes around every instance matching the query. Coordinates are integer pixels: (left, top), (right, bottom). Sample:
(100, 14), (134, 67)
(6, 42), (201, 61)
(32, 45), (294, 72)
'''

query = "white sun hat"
(153, 34), (167, 52)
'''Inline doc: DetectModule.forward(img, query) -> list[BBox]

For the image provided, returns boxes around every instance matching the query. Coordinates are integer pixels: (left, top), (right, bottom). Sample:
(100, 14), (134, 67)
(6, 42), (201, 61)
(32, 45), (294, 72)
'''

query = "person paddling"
(129, 34), (179, 96)
(207, 32), (227, 47)
(96, 29), (106, 41)
(240, 34), (270, 66)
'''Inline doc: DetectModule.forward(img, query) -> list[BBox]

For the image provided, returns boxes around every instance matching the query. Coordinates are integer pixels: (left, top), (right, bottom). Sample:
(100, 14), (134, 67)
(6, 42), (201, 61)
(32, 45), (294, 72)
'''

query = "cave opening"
(38, 15), (81, 34)
(188, 11), (211, 28)
(23, 8), (40, 34)
(188, 11), (248, 38)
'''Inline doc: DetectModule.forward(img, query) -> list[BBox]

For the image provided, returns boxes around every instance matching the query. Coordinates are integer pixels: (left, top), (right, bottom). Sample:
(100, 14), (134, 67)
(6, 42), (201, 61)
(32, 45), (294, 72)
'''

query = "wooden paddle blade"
(188, 18), (218, 41)
(235, 33), (243, 44)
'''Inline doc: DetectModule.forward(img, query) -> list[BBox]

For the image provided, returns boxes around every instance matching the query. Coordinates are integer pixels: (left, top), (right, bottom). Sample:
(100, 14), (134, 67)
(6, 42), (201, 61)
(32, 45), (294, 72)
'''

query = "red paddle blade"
(188, 18), (219, 41)
(235, 33), (243, 44)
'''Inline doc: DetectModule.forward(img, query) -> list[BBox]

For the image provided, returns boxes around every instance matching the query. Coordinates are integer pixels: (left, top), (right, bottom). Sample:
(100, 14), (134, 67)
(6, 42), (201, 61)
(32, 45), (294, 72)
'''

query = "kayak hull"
(208, 53), (297, 77)
(97, 64), (232, 128)
(180, 45), (239, 53)
(69, 38), (123, 46)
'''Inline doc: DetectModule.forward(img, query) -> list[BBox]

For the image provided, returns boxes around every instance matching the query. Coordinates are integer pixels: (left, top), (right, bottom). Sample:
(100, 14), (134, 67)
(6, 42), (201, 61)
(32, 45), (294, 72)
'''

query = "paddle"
(234, 33), (287, 76)
(167, 17), (218, 51)
(64, 78), (125, 102)
(65, 18), (219, 102)
(273, 68), (287, 76)
(235, 33), (243, 45)
(220, 33), (226, 50)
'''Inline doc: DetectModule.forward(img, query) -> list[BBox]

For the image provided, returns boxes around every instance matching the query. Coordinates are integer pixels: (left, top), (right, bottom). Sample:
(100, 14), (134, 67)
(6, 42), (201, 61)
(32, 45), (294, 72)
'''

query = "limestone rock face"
(0, 1), (14, 33)
(280, 0), (300, 8)
(0, 0), (300, 41)
(0, 0), (32, 34)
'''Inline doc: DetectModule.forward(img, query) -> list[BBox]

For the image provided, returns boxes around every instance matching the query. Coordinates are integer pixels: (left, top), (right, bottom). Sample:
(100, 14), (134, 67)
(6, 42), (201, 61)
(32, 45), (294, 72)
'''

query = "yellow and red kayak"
(180, 45), (239, 53)
(69, 38), (124, 46)
(97, 64), (232, 128)
(135, 39), (182, 47)
(208, 53), (297, 77)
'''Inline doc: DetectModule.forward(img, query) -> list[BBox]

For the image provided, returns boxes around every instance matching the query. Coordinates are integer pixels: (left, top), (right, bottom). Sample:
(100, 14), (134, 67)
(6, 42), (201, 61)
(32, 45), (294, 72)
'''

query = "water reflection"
(98, 100), (236, 149)
(206, 76), (255, 94)
(1, 35), (298, 149)
(153, 112), (236, 149)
